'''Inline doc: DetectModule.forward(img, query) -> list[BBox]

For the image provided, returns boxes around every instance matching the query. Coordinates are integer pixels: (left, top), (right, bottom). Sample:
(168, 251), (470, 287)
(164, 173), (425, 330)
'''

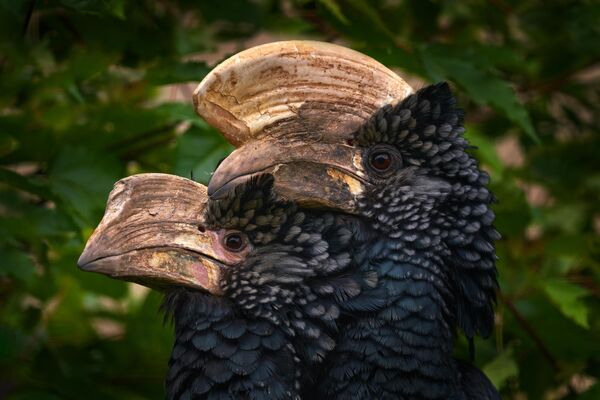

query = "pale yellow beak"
(78, 173), (225, 294)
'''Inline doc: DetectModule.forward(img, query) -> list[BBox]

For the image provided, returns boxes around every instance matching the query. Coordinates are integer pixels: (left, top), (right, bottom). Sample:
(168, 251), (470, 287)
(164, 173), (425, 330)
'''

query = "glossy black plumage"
(316, 82), (499, 399)
(164, 82), (500, 399)
(162, 175), (377, 399)
(163, 291), (299, 400)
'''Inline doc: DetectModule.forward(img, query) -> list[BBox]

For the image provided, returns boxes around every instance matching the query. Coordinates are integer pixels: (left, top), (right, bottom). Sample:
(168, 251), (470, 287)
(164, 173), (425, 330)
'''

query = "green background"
(1, 1), (599, 398)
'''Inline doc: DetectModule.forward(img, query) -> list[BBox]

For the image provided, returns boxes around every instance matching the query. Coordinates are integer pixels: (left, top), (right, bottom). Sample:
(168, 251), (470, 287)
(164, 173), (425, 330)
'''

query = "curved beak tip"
(77, 249), (94, 271)
(206, 180), (220, 198)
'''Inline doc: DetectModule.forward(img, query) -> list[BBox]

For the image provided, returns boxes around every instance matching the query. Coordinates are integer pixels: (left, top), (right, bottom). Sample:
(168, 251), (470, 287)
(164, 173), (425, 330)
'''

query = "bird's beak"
(78, 173), (225, 294)
(207, 139), (366, 214)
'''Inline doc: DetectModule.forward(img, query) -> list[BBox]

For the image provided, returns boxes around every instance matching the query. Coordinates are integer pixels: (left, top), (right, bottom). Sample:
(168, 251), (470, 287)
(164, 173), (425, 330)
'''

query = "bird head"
(211, 83), (491, 236)
(79, 173), (375, 361)
(201, 173), (372, 330)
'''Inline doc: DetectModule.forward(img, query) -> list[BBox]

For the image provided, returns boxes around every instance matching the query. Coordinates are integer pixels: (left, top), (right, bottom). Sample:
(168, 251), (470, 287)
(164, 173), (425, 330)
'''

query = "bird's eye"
(223, 232), (246, 252)
(366, 145), (402, 177)
(370, 151), (392, 171)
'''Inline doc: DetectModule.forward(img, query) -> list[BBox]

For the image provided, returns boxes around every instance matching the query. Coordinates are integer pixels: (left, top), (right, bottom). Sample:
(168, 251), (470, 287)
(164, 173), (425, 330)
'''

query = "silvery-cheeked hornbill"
(200, 41), (500, 399)
(80, 173), (381, 399)
(79, 41), (500, 399)
(208, 83), (500, 399)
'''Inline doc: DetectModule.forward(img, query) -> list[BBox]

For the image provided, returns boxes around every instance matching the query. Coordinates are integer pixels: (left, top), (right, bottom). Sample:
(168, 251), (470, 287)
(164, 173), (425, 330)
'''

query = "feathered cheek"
(388, 171), (452, 202)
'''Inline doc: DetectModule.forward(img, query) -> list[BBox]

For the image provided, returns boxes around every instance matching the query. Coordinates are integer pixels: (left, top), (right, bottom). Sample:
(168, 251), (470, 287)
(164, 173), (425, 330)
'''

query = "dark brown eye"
(370, 151), (392, 171)
(223, 233), (246, 252)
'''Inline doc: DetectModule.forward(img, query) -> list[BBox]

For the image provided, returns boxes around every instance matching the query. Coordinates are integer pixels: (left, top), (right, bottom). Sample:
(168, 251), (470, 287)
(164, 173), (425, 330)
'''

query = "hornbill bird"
(199, 42), (501, 399)
(80, 41), (500, 399)
(79, 173), (380, 399)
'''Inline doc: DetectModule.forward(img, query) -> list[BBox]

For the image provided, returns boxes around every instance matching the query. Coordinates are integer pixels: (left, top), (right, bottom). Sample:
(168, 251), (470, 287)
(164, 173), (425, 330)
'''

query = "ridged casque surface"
(194, 41), (413, 146)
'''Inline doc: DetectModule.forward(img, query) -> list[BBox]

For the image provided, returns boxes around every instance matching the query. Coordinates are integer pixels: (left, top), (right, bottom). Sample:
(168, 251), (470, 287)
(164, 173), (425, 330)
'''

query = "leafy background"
(1, 1), (599, 399)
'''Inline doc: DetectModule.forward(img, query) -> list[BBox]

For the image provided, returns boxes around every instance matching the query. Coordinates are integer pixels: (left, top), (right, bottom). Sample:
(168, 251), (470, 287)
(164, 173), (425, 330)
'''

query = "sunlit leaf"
(542, 279), (591, 329)
(464, 126), (504, 177)
(482, 346), (519, 390)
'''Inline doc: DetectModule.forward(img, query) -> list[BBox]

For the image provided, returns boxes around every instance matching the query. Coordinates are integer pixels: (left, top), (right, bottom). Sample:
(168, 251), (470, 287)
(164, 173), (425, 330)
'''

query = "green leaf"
(0, 133), (18, 157)
(538, 204), (588, 234)
(490, 179), (531, 236)
(174, 126), (233, 185)
(482, 346), (519, 390)
(48, 146), (122, 228)
(155, 102), (208, 128)
(318, 0), (349, 25)
(59, 0), (125, 19)
(0, 167), (55, 200)
(579, 382), (600, 400)
(0, 247), (36, 284)
(542, 279), (590, 328)
(0, 325), (25, 363)
(7, 391), (63, 400)
(420, 46), (539, 143)
(464, 126), (504, 177)
(46, 277), (95, 345)
(347, 0), (396, 40)
(54, 242), (128, 298)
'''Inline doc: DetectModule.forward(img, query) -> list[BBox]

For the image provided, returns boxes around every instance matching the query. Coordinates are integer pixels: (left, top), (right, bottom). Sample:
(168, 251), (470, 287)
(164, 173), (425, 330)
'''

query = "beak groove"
(208, 141), (367, 214)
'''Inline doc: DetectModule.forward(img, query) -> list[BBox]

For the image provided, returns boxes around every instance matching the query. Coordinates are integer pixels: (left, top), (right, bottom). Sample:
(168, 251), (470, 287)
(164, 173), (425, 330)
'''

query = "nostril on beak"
(198, 225), (206, 233)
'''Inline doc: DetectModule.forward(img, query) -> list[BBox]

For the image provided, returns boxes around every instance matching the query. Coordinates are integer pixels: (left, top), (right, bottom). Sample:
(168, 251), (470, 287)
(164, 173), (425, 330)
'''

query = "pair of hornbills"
(79, 41), (500, 400)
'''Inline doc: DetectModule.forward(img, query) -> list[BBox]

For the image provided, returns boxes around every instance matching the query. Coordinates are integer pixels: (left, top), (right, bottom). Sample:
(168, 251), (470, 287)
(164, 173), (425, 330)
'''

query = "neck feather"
(377, 234), (457, 359)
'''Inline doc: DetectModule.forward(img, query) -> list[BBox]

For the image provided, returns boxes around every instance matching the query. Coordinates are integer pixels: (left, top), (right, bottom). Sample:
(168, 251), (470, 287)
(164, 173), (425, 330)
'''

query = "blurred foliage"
(0, 0), (599, 399)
